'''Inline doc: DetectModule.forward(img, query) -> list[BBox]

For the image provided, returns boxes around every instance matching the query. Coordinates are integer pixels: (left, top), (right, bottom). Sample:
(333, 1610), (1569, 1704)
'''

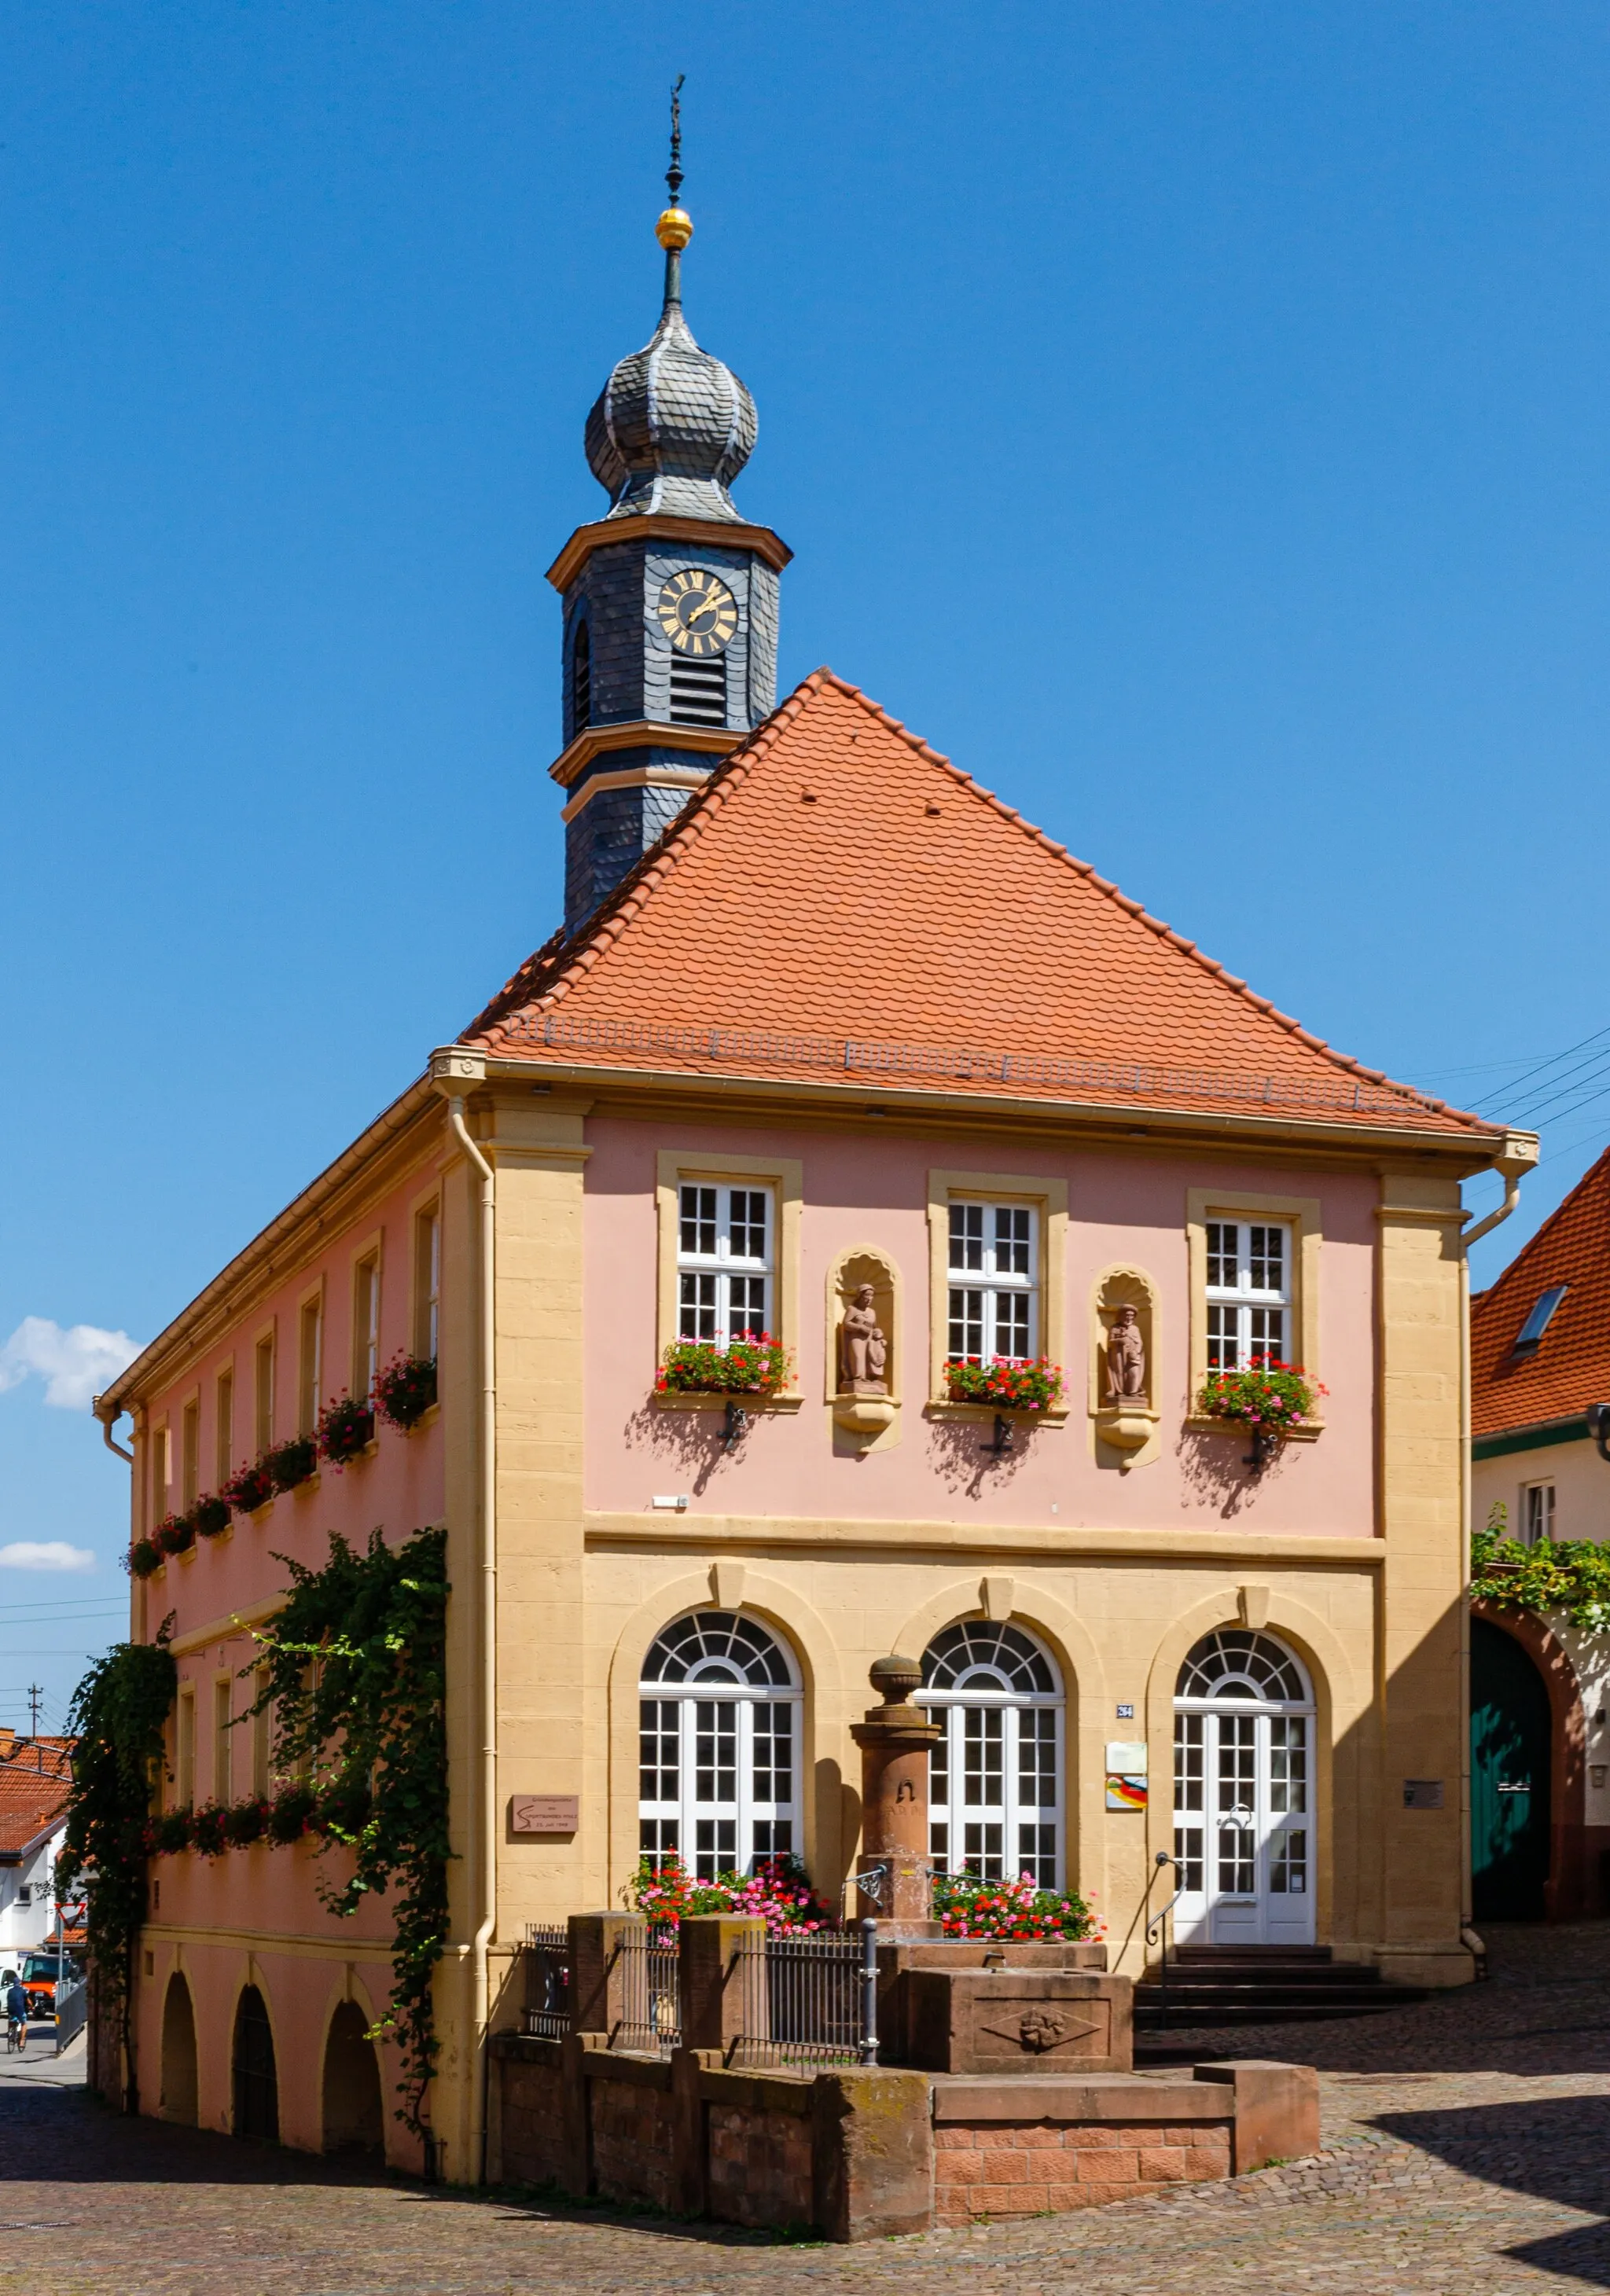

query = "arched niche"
(159, 1971), (198, 2126)
(1089, 1263), (1160, 1471)
(322, 1997), (384, 2155)
(825, 1246), (899, 1451)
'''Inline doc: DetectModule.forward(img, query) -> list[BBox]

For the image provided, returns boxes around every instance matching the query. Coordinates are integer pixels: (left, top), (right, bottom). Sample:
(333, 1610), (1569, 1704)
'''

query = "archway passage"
(322, 2000), (384, 2155)
(159, 1975), (197, 2125)
(1472, 1616), (1553, 1922)
(231, 1985), (278, 2142)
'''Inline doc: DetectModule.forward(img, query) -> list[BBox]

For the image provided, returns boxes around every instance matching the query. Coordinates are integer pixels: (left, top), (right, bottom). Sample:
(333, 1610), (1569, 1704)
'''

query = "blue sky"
(3, 4), (1608, 1725)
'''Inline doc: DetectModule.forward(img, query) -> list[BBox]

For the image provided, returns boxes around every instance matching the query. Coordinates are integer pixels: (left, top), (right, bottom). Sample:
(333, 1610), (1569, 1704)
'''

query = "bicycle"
(4, 2013), (25, 2055)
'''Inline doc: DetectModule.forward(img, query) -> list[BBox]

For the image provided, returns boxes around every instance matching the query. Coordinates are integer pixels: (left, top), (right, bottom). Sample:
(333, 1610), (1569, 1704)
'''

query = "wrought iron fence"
(728, 1921), (879, 2070)
(612, 1921), (681, 2057)
(523, 1923), (571, 2039)
(52, 1975), (87, 2055)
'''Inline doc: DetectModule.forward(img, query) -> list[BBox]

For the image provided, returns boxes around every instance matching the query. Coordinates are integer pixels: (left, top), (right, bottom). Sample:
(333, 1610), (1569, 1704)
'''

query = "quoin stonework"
(94, 156), (1536, 2185)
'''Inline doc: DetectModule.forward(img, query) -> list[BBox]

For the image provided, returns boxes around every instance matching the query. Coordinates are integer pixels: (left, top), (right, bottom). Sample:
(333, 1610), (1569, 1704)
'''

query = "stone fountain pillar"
(850, 1655), (943, 1938)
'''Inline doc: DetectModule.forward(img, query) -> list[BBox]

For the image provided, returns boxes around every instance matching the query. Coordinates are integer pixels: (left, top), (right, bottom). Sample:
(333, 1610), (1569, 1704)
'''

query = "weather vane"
(667, 74), (686, 210)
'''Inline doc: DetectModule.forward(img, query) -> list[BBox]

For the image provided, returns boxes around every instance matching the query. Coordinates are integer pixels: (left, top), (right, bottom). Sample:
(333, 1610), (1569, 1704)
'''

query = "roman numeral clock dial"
(656, 568), (739, 657)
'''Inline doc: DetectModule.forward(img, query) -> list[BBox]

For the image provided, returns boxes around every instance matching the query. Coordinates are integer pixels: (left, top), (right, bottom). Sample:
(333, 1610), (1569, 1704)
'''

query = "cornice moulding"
(546, 513), (792, 593)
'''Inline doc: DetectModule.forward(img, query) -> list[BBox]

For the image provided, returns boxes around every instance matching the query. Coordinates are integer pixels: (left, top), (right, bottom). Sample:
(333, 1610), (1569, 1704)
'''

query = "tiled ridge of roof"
(462, 670), (1494, 1137)
(1471, 1143), (1610, 1438)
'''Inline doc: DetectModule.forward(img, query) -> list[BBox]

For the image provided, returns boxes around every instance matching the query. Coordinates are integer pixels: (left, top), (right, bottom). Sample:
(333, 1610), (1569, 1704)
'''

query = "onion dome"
(583, 171), (758, 521)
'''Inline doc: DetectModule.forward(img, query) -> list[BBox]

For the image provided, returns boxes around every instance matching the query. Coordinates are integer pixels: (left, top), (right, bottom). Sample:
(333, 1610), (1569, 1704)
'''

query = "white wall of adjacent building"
(0, 1826), (68, 1961)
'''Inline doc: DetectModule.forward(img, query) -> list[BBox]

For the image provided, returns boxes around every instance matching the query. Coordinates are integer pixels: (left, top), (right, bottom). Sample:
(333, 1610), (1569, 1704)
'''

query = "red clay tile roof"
(1472, 1145), (1610, 1437)
(0, 1751), (69, 1861)
(463, 672), (1498, 1138)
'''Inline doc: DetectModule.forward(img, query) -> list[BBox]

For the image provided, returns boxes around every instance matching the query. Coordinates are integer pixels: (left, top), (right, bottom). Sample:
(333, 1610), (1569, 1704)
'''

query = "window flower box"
(656, 1333), (792, 1398)
(155, 1512), (195, 1559)
(222, 1460), (277, 1515)
(266, 1437), (318, 1494)
(128, 1537), (163, 1580)
(945, 1357), (1064, 1412)
(374, 1351), (437, 1431)
(193, 1495), (231, 1539)
(1196, 1357), (1325, 1471)
(315, 1395), (375, 1468)
(1196, 1358), (1322, 1435)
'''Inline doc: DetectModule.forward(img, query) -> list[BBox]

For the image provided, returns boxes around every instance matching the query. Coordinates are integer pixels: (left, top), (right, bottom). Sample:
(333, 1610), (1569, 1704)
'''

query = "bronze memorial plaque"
(510, 1794), (579, 1835)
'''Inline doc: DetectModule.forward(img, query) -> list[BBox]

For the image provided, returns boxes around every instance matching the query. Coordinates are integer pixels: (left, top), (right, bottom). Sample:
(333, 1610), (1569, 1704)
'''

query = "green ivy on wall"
(1471, 1503), (1610, 1632)
(63, 1525), (450, 2140)
(58, 1621), (178, 2114)
(244, 1525), (450, 2136)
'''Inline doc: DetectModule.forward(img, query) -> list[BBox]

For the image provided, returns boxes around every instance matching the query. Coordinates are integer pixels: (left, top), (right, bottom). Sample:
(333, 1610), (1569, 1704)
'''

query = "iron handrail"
(1145, 1850), (1188, 2033)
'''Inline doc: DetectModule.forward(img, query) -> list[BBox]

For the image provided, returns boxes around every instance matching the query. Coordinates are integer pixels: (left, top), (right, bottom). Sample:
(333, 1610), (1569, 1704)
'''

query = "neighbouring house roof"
(463, 671), (1501, 1142)
(1472, 1144), (1610, 1440)
(0, 1750), (71, 1865)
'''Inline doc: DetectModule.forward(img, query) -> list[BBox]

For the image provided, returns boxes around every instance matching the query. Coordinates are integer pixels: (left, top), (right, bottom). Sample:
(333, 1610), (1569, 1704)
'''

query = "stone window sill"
(925, 1400), (1069, 1427)
(652, 1390), (804, 1414)
(1183, 1416), (1323, 1442)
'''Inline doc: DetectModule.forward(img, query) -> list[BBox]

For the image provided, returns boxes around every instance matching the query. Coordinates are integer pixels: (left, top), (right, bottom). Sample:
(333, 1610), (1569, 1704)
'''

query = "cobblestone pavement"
(5, 1924), (1610, 2294)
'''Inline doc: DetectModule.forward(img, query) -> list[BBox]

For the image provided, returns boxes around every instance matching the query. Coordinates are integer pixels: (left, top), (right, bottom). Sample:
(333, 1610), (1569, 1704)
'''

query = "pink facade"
(586, 1115), (1377, 1533)
(130, 1148), (446, 2168)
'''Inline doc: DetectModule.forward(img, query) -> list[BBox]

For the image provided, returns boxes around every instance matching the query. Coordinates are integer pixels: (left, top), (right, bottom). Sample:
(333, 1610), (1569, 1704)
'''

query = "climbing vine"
(58, 1620), (178, 2114)
(1472, 1503), (1610, 1632)
(241, 1525), (450, 2136)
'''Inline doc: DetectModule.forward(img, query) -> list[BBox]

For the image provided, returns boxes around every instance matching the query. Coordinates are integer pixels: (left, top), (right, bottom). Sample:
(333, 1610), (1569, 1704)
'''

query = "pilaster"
(1374, 1170), (1472, 1982)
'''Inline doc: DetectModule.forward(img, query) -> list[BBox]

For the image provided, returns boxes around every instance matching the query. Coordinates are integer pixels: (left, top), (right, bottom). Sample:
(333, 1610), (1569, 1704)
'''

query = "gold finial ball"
(656, 207), (693, 251)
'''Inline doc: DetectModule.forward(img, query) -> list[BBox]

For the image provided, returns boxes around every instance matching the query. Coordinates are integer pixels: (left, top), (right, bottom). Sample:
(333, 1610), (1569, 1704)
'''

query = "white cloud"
(0, 1317), (141, 1412)
(0, 1541), (94, 1573)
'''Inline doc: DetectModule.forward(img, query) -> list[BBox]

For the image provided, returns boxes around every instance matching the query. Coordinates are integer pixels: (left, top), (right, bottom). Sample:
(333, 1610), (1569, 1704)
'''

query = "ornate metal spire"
(656, 75), (693, 309)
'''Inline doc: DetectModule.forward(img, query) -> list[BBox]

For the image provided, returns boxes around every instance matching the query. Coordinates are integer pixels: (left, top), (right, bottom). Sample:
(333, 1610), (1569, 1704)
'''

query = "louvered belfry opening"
(668, 651), (726, 727)
(572, 620), (591, 731)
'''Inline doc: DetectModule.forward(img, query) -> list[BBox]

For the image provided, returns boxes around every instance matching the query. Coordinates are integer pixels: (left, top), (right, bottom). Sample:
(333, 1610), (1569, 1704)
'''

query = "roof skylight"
(1513, 1285), (1569, 1356)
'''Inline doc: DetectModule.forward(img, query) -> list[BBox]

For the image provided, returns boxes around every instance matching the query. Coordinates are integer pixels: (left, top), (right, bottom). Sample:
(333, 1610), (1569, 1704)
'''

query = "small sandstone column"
(850, 1656), (942, 1935)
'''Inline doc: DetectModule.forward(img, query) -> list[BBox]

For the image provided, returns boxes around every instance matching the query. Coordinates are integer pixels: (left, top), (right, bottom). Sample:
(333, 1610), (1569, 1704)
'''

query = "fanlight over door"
(1172, 1629), (1316, 1947)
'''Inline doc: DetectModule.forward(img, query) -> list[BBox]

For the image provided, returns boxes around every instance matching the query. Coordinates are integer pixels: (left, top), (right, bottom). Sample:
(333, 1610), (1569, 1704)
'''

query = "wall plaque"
(1402, 1780), (1445, 1811)
(510, 1794), (579, 1835)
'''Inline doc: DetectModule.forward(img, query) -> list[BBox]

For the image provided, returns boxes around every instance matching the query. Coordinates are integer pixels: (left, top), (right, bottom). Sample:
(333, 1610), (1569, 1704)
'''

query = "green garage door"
(1471, 1616), (1552, 1922)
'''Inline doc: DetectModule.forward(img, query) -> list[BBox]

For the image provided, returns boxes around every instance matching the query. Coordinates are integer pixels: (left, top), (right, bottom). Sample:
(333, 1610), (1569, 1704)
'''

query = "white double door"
(1171, 1705), (1315, 1945)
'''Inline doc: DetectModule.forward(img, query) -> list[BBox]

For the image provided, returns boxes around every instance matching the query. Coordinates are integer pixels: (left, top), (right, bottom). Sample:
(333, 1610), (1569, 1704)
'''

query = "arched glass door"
(1172, 1629), (1316, 1945)
(920, 1620), (1064, 1888)
(638, 1610), (802, 1877)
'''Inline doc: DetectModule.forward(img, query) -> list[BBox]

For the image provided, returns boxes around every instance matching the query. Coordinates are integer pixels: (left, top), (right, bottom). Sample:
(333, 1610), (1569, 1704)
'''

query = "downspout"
(432, 1052), (497, 2185)
(93, 1398), (134, 1464)
(1456, 1131), (1538, 1952)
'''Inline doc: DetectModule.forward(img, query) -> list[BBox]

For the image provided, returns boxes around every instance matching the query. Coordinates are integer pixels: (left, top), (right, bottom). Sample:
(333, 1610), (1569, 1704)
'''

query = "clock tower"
(549, 115), (790, 927)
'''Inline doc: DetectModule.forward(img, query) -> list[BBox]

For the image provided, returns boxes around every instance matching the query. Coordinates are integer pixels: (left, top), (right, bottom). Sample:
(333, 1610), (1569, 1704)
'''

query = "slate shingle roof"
(1472, 1145), (1610, 1437)
(463, 670), (1498, 1139)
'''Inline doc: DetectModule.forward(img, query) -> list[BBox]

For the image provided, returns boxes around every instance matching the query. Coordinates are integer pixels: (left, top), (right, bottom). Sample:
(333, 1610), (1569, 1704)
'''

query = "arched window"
(638, 1611), (801, 1878)
(1172, 1629), (1316, 1947)
(919, 1620), (1064, 1888)
(571, 619), (591, 733)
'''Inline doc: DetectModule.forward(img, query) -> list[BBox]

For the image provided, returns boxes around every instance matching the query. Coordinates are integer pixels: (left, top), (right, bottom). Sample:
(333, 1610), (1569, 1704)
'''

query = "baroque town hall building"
(97, 167), (1531, 2177)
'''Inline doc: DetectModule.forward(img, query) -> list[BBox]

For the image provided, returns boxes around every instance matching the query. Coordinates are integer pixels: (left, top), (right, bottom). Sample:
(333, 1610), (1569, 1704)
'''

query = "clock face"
(656, 568), (739, 656)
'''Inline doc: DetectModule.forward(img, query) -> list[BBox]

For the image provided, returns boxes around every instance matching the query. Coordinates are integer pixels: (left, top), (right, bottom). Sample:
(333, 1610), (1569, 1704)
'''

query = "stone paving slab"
(0, 1924), (1607, 2293)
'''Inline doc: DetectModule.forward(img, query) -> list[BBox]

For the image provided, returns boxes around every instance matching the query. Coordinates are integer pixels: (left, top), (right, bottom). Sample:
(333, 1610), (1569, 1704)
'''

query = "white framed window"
(1524, 1482), (1557, 1546)
(947, 1202), (1039, 1365)
(414, 1204), (441, 1361)
(352, 1252), (381, 1402)
(920, 1620), (1064, 1889)
(1205, 1220), (1290, 1369)
(298, 1294), (323, 1436)
(638, 1611), (800, 1878)
(677, 1184), (774, 1343)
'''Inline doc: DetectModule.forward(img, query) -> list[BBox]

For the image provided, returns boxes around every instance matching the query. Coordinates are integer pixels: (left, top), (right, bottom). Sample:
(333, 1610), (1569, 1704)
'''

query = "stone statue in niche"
(839, 1284), (889, 1394)
(1105, 1303), (1147, 1404)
